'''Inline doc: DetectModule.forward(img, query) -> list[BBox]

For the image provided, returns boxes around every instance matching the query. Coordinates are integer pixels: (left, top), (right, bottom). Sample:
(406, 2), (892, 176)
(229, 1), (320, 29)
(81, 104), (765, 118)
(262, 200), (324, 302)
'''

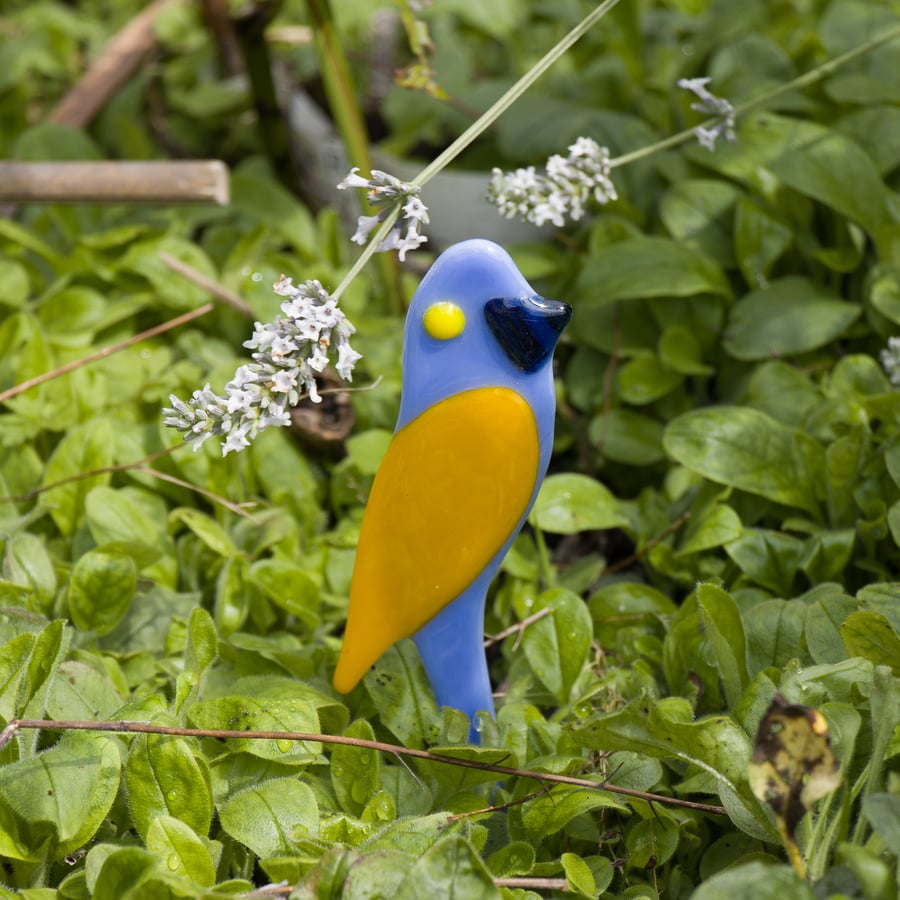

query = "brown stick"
(47, 0), (181, 129)
(0, 718), (727, 815)
(0, 162), (229, 205)
(483, 606), (553, 649)
(0, 303), (214, 407)
(159, 252), (251, 314)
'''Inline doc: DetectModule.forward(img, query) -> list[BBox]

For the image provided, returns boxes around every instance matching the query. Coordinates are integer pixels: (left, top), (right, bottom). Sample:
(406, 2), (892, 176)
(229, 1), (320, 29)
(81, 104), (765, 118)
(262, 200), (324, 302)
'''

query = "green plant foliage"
(1, 0), (900, 896)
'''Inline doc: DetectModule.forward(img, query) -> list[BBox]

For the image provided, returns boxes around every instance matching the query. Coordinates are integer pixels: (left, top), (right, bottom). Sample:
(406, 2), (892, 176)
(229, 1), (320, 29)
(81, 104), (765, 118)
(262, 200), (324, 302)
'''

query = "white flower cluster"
(880, 337), (900, 387)
(163, 277), (362, 455)
(678, 77), (736, 151)
(337, 168), (430, 261)
(487, 137), (617, 228)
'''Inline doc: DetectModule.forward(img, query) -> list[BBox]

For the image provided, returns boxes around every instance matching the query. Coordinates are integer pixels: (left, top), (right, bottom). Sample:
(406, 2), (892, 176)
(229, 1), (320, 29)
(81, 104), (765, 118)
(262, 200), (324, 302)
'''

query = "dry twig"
(484, 606), (553, 649)
(0, 718), (727, 816)
(0, 304), (214, 407)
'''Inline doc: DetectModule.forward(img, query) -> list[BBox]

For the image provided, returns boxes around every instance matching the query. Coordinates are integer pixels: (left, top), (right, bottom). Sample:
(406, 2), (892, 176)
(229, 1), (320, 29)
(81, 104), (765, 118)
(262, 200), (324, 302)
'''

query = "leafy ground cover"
(0, 0), (899, 897)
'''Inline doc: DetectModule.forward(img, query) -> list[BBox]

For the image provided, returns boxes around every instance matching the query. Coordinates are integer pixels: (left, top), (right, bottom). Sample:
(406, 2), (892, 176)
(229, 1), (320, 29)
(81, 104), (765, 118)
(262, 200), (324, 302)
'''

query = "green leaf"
(569, 701), (771, 838)
(416, 745), (519, 802)
(618, 354), (684, 405)
(0, 633), (36, 722)
(531, 473), (628, 533)
(67, 549), (137, 635)
(185, 606), (218, 675)
(576, 237), (731, 306)
(664, 406), (824, 517)
(725, 529), (806, 596)
(145, 816), (215, 887)
(678, 502), (743, 556)
(345, 429), (393, 476)
(393, 836), (500, 900)
(85, 485), (166, 558)
(0, 259), (30, 308)
(38, 419), (113, 535)
(38, 286), (107, 345)
(589, 409), (665, 465)
(364, 641), (442, 748)
(626, 815), (681, 868)
(858, 583), (900, 633)
(801, 529), (856, 583)
(744, 600), (808, 676)
(836, 106), (900, 174)
(867, 666), (900, 796)
(187, 696), (322, 763)
(805, 591), (857, 665)
(214, 555), (252, 636)
(658, 325), (714, 376)
(339, 850), (415, 899)
(659, 178), (741, 265)
(3, 532), (56, 609)
(120, 235), (217, 310)
(521, 587), (593, 703)
(724, 277), (860, 360)
(485, 841), (534, 877)
(0, 733), (120, 858)
(697, 584), (748, 707)
(768, 130), (890, 235)
(125, 736), (212, 841)
(734, 198), (793, 288)
(89, 847), (162, 900)
(331, 719), (380, 817)
(168, 508), (236, 557)
(691, 860), (813, 900)
(841, 612), (900, 675)
(744, 361), (819, 427)
(519, 785), (628, 842)
(868, 264), (900, 326)
(249, 558), (320, 630)
(230, 164), (317, 256)
(20, 620), (70, 750)
(219, 777), (319, 858)
(46, 659), (125, 721)
(562, 851), (596, 898)
(862, 794), (900, 857)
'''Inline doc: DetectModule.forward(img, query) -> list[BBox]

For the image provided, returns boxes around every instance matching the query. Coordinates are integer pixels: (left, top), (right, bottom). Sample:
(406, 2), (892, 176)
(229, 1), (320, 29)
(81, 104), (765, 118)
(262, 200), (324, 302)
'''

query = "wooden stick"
(0, 162), (229, 205)
(47, 0), (181, 129)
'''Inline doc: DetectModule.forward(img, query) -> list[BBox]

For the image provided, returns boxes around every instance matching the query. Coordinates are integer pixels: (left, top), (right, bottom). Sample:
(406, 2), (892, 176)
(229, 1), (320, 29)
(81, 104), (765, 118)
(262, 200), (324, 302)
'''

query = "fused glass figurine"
(333, 238), (572, 739)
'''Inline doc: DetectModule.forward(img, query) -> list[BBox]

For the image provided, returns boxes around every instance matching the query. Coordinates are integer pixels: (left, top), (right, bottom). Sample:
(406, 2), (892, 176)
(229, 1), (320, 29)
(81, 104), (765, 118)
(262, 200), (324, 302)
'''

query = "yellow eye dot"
(423, 301), (466, 340)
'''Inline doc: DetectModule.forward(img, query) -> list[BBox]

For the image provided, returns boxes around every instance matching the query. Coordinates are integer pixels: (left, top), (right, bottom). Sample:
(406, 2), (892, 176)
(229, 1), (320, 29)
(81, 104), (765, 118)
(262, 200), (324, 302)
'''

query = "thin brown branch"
(0, 446), (181, 506)
(484, 606), (552, 649)
(200, 0), (244, 75)
(246, 885), (292, 899)
(48, 0), (181, 128)
(495, 878), (569, 890)
(0, 719), (726, 815)
(0, 303), (214, 407)
(446, 787), (549, 822)
(139, 468), (259, 521)
(597, 510), (692, 581)
(159, 252), (253, 317)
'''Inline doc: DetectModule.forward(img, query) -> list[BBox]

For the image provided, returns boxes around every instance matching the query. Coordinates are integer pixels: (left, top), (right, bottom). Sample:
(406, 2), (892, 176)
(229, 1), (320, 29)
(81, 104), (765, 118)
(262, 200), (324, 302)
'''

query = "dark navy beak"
(484, 295), (572, 373)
